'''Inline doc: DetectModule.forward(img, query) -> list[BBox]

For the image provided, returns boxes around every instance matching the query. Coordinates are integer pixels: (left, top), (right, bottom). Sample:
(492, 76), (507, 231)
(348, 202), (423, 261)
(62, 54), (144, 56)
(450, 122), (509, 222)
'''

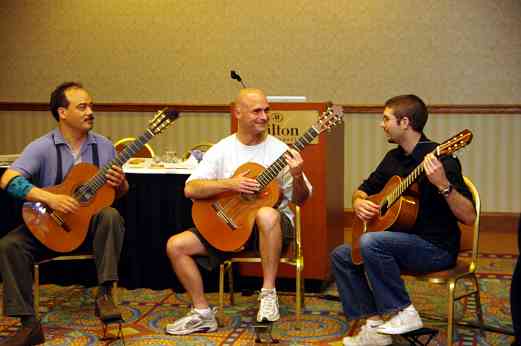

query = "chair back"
(183, 142), (214, 160)
(459, 176), (480, 272)
(113, 137), (155, 158)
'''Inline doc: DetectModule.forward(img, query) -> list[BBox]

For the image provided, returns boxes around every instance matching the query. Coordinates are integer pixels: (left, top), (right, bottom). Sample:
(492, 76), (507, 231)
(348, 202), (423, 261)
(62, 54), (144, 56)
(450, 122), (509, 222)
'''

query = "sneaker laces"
(259, 291), (277, 309)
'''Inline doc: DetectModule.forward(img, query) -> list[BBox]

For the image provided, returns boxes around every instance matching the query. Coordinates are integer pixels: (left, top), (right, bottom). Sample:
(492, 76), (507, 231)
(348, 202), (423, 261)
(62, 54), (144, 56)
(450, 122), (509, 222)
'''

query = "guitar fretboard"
(73, 129), (155, 200)
(384, 163), (426, 208)
(256, 126), (319, 188)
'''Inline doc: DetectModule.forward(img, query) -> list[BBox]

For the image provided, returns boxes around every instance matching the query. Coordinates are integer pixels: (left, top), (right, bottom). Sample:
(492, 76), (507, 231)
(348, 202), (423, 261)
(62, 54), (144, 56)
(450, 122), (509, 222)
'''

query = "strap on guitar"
(54, 143), (99, 185)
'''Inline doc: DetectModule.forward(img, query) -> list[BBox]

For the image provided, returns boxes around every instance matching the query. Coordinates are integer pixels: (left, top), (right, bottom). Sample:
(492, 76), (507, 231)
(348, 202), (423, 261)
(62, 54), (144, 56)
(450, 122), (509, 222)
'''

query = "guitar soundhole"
(75, 185), (95, 203)
(380, 200), (389, 216)
(241, 192), (258, 202)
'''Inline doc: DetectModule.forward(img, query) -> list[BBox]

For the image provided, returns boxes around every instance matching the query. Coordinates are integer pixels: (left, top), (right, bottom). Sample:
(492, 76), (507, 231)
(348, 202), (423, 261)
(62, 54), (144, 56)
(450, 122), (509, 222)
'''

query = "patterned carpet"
(0, 253), (517, 345)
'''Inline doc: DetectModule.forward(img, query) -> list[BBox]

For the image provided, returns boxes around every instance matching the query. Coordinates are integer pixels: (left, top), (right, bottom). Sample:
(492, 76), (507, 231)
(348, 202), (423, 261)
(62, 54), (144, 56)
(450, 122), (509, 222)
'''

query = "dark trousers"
(0, 207), (125, 317)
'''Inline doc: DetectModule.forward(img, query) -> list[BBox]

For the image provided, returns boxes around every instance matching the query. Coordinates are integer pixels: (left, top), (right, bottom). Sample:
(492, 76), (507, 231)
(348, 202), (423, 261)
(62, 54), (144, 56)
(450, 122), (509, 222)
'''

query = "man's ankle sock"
(261, 288), (276, 294)
(194, 307), (212, 318)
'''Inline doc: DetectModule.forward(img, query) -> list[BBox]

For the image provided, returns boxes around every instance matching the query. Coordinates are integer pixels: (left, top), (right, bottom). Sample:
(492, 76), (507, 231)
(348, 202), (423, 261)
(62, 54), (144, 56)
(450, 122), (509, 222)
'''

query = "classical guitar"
(22, 108), (179, 252)
(351, 129), (473, 265)
(192, 105), (344, 252)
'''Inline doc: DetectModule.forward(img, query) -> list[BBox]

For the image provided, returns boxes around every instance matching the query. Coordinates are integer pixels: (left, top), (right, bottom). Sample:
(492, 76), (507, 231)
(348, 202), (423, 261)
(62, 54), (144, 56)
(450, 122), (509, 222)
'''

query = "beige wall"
(1, 1), (520, 213)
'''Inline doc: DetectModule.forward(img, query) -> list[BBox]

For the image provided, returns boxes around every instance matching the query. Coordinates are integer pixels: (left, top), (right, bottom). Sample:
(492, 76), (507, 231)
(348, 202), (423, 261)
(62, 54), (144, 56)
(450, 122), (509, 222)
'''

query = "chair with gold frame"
(113, 137), (155, 158)
(218, 203), (305, 328)
(402, 176), (483, 345)
(33, 255), (117, 319)
(182, 142), (214, 160)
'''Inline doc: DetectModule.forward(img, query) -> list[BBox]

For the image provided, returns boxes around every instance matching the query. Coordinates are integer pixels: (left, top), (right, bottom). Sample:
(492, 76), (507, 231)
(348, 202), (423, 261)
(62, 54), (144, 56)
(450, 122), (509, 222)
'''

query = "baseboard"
(343, 209), (519, 234)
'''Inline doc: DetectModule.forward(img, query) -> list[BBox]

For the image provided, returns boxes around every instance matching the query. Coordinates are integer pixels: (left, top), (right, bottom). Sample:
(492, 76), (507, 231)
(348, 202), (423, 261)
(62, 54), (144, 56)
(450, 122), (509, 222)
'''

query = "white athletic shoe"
(256, 289), (280, 322)
(376, 305), (423, 335)
(165, 307), (218, 335)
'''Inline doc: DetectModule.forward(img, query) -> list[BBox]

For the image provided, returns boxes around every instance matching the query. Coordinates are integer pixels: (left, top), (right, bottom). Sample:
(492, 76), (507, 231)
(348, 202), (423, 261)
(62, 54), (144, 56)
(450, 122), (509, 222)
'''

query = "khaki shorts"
(190, 212), (293, 271)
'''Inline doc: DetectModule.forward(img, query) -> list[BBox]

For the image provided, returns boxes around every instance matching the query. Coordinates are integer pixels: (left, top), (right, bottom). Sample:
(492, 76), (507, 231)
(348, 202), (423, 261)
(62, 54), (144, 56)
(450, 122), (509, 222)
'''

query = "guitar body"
(351, 175), (419, 265)
(192, 162), (281, 252)
(22, 163), (116, 253)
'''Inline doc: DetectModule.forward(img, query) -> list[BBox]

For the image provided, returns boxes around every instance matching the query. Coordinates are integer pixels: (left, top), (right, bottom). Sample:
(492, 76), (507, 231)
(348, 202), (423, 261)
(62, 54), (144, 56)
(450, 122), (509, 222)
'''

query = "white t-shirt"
(186, 134), (312, 223)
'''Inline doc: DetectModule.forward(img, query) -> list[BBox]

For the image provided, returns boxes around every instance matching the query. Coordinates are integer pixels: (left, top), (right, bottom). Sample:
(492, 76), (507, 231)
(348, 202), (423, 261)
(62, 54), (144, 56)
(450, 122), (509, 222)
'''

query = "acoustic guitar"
(351, 129), (473, 265)
(192, 105), (344, 252)
(22, 108), (179, 253)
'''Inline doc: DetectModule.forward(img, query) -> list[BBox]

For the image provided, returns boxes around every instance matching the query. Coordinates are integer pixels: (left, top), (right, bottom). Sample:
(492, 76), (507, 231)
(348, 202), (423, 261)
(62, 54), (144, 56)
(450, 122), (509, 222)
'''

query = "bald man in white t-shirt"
(165, 88), (312, 335)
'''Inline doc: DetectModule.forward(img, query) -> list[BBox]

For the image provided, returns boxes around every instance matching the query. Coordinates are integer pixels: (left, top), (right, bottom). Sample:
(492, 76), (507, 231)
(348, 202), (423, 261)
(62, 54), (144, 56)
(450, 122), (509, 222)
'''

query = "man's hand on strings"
(285, 149), (304, 178)
(423, 153), (450, 190)
(106, 165), (126, 188)
(228, 170), (260, 194)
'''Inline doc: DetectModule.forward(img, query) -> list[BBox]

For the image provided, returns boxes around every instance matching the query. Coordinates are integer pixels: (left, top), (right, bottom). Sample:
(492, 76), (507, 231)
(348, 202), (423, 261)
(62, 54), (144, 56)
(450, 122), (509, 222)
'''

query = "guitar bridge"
(211, 202), (238, 230)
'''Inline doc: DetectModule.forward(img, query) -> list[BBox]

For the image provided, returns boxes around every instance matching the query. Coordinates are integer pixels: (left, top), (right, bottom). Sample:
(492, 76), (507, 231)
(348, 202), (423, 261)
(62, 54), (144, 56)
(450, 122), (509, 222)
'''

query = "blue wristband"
(6, 175), (34, 199)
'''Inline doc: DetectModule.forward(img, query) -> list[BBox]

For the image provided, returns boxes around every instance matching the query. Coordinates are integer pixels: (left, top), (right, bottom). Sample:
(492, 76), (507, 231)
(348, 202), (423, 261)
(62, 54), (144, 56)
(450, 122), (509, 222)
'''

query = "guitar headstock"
(148, 108), (180, 135)
(315, 105), (344, 133)
(436, 129), (473, 157)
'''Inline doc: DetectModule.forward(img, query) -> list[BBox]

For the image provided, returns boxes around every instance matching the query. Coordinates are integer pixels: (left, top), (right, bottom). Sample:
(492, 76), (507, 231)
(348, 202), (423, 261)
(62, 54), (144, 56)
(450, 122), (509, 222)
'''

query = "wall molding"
(343, 105), (521, 114)
(343, 209), (519, 233)
(1, 102), (520, 115)
(0, 102), (230, 113)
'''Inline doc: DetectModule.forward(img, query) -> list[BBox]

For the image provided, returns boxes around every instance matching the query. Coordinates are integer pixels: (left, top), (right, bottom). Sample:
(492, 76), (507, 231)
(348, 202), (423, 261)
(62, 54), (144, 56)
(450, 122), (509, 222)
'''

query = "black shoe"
(95, 294), (122, 322)
(0, 320), (45, 346)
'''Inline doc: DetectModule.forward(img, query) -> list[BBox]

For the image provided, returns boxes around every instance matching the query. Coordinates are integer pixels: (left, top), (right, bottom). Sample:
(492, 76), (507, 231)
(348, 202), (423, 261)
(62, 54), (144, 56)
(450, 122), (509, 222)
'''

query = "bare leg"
(166, 231), (209, 309)
(255, 207), (283, 289)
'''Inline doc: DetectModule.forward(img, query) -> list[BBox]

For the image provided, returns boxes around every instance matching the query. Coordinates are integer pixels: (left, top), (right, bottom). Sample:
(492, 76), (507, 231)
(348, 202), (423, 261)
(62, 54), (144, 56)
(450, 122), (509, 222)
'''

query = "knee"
(330, 244), (352, 268)
(0, 237), (11, 257)
(98, 207), (123, 222)
(166, 234), (190, 260)
(359, 232), (383, 256)
(165, 235), (180, 259)
(0, 235), (21, 260)
(255, 207), (280, 232)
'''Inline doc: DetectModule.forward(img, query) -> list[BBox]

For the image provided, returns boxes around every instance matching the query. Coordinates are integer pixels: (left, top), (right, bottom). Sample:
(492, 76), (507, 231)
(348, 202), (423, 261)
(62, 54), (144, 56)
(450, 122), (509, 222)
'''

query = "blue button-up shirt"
(11, 128), (116, 188)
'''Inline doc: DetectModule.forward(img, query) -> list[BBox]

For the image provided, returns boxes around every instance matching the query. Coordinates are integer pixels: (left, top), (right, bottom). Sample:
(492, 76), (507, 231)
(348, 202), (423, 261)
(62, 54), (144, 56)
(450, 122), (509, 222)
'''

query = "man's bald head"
(234, 88), (267, 113)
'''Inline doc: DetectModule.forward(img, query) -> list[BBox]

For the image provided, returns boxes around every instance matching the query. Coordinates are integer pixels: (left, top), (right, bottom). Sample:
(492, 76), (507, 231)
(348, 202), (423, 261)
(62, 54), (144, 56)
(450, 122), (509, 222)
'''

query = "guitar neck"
(385, 129), (472, 207)
(73, 130), (155, 199)
(386, 147), (447, 206)
(386, 163), (425, 206)
(256, 126), (320, 189)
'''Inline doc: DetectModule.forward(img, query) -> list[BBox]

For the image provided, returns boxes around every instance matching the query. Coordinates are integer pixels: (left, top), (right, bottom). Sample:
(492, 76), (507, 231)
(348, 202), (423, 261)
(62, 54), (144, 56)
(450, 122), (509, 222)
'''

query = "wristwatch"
(438, 182), (453, 198)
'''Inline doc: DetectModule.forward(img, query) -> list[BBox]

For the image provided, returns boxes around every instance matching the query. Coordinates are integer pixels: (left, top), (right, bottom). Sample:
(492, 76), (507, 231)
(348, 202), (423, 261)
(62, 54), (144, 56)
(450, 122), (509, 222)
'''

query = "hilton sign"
(267, 110), (320, 145)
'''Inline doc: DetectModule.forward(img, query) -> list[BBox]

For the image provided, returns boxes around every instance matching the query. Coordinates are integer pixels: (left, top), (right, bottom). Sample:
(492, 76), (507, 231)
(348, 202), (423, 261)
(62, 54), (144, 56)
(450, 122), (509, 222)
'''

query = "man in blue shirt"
(0, 82), (128, 345)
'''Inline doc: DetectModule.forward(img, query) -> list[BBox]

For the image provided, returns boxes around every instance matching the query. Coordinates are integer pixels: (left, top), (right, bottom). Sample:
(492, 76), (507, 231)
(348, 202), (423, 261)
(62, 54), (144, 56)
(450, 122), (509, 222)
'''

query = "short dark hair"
(49, 81), (84, 121)
(384, 94), (428, 132)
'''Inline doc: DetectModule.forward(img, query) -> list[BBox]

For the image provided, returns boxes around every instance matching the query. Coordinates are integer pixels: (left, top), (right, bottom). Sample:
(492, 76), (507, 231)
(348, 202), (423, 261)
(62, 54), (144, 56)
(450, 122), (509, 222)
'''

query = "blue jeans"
(330, 231), (456, 320)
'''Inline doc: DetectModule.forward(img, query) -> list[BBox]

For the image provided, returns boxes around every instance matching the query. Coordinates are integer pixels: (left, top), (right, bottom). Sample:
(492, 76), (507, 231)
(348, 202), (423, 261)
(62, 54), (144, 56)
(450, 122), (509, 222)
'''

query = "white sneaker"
(376, 305), (423, 335)
(165, 307), (218, 335)
(343, 324), (393, 346)
(257, 289), (280, 322)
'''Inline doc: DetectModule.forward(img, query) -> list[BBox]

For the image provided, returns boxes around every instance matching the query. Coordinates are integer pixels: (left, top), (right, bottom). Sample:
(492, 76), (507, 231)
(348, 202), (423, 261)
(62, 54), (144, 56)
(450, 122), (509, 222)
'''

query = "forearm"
(25, 185), (55, 204)
(1, 169), (48, 203)
(2, 171), (54, 204)
(291, 174), (309, 205)
(184, 179), (235, 199)
(445, 189), (476, 225)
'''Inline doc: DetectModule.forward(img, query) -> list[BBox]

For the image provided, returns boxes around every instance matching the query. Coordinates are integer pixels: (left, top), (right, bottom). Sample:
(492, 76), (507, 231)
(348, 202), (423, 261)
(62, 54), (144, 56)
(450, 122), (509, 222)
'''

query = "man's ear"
(57, 107), (67, 120)
(232, 105), (241, 120)
(400, 116), (411, 129)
